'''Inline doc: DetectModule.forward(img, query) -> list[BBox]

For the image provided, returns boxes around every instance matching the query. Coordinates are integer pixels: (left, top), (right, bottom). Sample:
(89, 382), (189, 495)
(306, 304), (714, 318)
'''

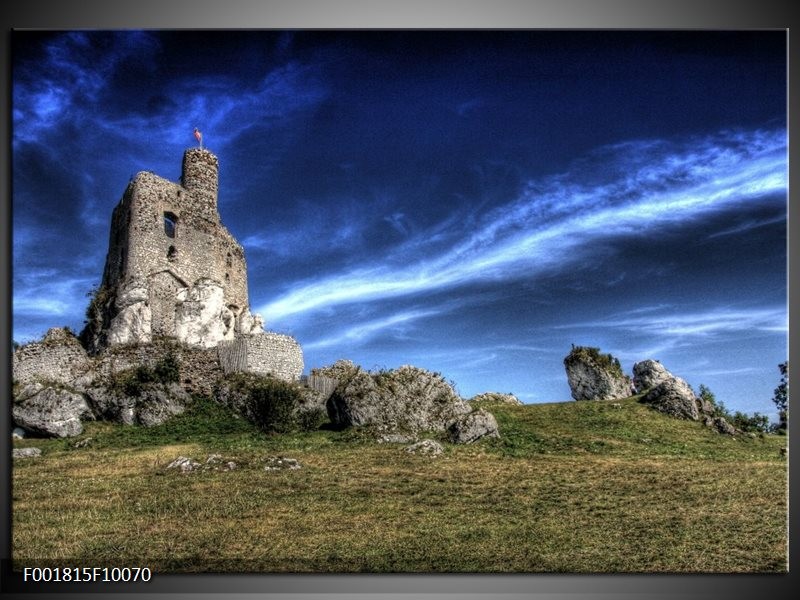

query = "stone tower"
(82, 147), (267, 352)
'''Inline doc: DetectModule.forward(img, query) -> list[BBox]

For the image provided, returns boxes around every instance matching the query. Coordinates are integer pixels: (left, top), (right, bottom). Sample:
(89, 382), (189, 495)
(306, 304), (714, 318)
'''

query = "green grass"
(12, 395), (787, 573)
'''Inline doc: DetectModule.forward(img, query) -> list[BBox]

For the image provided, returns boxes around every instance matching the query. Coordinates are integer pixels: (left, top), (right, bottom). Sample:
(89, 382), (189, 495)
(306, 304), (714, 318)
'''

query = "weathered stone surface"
(12, 328), (91, 386)
(82, 149), (252, 352)
(564, 346), (633, 401)
(13, 384), (94, 438)
(469, 392), (522, 405)
(712, 416), (736, 435)
(640, 377), (699, 421)
(106, 283), (152, 346)
(632, 359), (674, 393)
(377, 433), (416, 444)
(85, 382), (191, 427)
(325, 363), (472, 434)
(264, 456), (301, 471)
(217, 333), (304, 382)
(448, 408), (500, 444)
(404, 439), (444, 456)
(174, 279), (237, 348)
(13, 447), (42, 459)
(166, 456), (201, 473)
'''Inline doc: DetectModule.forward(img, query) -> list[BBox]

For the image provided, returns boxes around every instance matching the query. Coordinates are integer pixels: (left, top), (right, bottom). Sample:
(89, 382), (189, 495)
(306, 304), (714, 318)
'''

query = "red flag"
(193, 127), (203, 146)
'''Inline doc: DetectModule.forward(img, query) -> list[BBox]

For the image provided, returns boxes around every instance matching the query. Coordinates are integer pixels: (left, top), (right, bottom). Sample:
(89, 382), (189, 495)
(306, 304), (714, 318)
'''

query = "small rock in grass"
(404, 439), (444, 456)
(166, 456), (201, 473)
(264, 456), (301, 471)
(13, 447), (42, 459)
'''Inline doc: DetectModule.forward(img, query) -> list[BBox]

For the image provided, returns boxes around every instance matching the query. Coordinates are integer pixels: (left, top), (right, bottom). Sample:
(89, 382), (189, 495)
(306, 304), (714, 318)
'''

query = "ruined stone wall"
(92, 341), (224, 397)
(94, 148), (253, 351)
(12, 329), (91, 385)
(116, 171), (248, 310)
(217, 333), (304, 382)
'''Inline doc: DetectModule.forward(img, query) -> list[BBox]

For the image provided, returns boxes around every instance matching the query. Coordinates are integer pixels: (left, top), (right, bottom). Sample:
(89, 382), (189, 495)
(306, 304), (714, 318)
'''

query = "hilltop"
(12, 393), (787, 573)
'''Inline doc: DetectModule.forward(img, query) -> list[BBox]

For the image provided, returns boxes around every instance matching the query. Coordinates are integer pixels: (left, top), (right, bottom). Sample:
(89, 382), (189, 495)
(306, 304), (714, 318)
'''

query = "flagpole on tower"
(194, 127), (203, 149)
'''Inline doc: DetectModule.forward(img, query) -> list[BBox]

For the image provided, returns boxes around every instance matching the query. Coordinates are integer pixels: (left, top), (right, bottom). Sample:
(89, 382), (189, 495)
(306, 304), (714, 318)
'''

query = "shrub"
(221, 374), (309, 434)
(246, 377), (304, 434)
(567, 345), (624, 378)
(731, 411), (770, 434)
(772, 361), (788, 431)
(109, 352), (181, 397)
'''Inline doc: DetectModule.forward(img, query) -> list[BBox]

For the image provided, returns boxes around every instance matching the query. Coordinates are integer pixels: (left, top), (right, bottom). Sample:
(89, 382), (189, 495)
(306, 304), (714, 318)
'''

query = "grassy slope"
(11, 395), (788, 573)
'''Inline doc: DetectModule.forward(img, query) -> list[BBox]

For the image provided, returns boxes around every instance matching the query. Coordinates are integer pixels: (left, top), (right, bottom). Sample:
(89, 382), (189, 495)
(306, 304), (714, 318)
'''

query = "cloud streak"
(259, 128), (786, 324)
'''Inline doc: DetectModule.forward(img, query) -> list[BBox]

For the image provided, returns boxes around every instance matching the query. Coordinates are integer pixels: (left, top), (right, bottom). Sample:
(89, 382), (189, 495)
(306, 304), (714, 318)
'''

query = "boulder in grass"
(448, 409), (500, 444)
(13, 383), (94, 438)
(640, 377), (699, 421)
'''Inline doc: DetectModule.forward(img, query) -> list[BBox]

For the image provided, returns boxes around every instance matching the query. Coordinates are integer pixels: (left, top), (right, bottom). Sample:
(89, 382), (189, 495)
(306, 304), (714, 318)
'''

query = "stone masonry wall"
(118, 171), (248, 312)
(12, 328), (91, 385)
(217, 333), (304, 382)
(91, 341), (224, 397)
(93, 148), (257, 350)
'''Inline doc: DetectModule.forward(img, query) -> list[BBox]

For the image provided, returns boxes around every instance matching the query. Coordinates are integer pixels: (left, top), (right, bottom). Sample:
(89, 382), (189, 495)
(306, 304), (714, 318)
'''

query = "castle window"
(226, 252), (232, 268)
(167, 246), (177, 261)
(164, 212), (178, 238)
(225, 273), (230, 283)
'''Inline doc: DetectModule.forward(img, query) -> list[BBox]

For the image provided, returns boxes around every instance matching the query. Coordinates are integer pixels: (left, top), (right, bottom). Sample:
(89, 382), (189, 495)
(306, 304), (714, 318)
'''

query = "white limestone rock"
(13, 384), (94, 438)
(175, 279), (236, 348)
(107, 283), (152, 346)
(632, 359), (674, 393)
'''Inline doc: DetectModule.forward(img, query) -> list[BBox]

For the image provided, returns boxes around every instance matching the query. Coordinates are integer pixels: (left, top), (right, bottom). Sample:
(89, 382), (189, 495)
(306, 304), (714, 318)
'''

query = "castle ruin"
(16, 146), (304, 384)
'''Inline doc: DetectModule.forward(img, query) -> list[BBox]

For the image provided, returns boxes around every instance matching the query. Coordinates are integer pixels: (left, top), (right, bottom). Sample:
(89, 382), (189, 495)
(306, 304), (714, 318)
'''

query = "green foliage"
(109, 352), (182, 397)
(153, 352), (181, 384)
(224, 374), (312, 434)
(247, 377), (303, 434)
(699, 384), (769, 433)
(699, 384), (725, 418)
(567, 345), (624, 378)
(772, 361), (788, 431)
(731, 411), (770, 434)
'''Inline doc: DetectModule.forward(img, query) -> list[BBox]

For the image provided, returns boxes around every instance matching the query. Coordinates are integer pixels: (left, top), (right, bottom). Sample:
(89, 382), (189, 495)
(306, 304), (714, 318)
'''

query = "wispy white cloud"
(706, 214), (786, 239)
(258, 128), (786, 324)
(303, 308), (440, 350)
(561, 306), (787, 337)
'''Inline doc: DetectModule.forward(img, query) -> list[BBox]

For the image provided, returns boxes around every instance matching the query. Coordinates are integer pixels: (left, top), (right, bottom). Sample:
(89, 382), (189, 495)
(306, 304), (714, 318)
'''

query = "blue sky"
(12, 31), (787, 418)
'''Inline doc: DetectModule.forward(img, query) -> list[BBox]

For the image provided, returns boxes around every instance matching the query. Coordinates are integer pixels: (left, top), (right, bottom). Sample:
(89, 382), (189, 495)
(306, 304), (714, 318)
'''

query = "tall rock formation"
(564, 345), (634, 401)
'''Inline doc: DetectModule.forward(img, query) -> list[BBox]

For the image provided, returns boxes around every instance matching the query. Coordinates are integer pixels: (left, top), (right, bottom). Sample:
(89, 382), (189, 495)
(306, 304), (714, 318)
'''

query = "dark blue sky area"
(12, 31), (787, 418)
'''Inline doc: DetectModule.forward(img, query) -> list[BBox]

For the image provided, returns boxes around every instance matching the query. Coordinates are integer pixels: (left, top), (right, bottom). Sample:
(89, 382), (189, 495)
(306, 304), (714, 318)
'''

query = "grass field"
(12, 395), (788, 572)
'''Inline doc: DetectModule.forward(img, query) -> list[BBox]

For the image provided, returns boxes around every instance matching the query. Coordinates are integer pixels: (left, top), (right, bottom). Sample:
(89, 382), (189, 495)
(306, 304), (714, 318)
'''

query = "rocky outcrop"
(632, 359), (674, 393)
(640, 377), (699, 421)
(469, 392), (522, 405)
(106, 282), (152, 346)
(12, 383), (94, 438)
(448, 409), (500, 444)
(564, 346), (633, 401)
(85, 382), (192, 427)
(324, 362), (472, 434)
